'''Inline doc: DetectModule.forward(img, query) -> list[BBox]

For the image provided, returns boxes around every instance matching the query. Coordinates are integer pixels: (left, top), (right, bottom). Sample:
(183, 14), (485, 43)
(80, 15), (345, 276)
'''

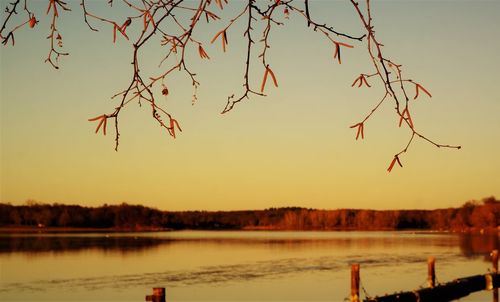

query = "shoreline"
(0, 226), (171, 233)
(0, 226), (497, 234)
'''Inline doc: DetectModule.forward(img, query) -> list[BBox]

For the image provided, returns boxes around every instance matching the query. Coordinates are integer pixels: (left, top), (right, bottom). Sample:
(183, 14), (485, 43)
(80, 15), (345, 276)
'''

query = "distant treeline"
(0, 197), (498, 231)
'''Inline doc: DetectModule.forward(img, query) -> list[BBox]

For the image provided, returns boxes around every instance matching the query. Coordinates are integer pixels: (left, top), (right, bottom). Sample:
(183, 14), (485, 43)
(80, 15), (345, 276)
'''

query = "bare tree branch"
(1, 0), (460, 170)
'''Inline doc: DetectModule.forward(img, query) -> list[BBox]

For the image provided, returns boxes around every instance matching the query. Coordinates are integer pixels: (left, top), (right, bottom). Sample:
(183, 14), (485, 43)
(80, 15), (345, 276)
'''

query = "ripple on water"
(0, 251), (461, 293)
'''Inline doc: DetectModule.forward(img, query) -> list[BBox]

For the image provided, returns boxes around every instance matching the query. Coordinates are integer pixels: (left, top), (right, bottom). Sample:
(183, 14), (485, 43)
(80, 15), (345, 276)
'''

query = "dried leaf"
(399, 108), (414, 129)
(211, 30), (224, 44)
(103, 117), (107, 136)
(260, 68), (269, 93)
(122, 18), (132, 31)
(46, 0), (58, 17)
(206, 11), (220, 21)
(143, 11), (154, 30)
(88, 114), (107, 135)
(333, 44), (341, 64)
(337, 42), (354, 48)
(414, 83), (432, 100)
(198, 45), (210, 59)
(356, 125), (361, 140)
(222, 31), (227, 52)
(350, 123), (364, 140)
(88, 114), (106, 122)
(169, 118), (182, 138)
(215, 0), (224, 10)
(387, 156), (397, 172)
(46, 0), (52, 15)
(173, 119), (182, 132)
(406, 109), (414, 129)
(351, 76), (361, 87)
(362, 76), (371, 87)
(351, 75), (370, 88)
(396, 156), (403, 167)
(398, 109), (405, 127)
(267, 67), (278, 88)
(95, 118), (105, 134)
(29, 16), (37, 28)
(116, 25), (129, 40)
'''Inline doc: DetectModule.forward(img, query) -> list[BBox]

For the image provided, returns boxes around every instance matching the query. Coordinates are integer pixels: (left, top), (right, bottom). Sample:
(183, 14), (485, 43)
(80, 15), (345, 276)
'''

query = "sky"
(1, 0), (499, 211)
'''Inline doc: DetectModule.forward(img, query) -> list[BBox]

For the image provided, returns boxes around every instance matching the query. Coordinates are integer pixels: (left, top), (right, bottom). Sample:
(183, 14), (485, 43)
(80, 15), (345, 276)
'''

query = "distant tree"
(429, 208), (453, 230)
(0, 0), (460, 170)
(70, 208), (86, 227)
(2, 198), (498, 230)
(58, 209), (70, 227)
(38, 208), (53, 226)
(482, 196), (500, 206)
(24, 199), (39, 207)
(10, 209), (22, 225)
(356, 210), (374, 229)
(470, 203), (495, 228)
(459, 201), (477, 228)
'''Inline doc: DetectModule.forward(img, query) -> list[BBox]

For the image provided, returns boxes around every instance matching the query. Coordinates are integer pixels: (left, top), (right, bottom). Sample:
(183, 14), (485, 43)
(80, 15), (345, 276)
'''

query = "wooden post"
(427, 256), (436, 288)
(145, 287), (166, 302)
(351, 264), (360, 302)
(492, 250), (499, 273)
(493, 250), (499, 302)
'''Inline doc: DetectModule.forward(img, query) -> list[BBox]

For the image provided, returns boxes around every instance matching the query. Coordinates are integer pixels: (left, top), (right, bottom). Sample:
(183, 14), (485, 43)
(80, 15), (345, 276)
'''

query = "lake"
(0, 231), (497, 301)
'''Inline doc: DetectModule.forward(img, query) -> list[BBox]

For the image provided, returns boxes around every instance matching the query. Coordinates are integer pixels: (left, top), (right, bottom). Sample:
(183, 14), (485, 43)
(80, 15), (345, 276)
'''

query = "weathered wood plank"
(364, 274), (499, 302)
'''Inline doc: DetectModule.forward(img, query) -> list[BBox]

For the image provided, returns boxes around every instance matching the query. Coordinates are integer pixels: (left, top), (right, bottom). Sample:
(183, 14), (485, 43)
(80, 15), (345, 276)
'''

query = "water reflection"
(0, 231), (495, 302)
(459, 233), (500, 258)
(0, 234), (168, 255)
(1, 231), (498, 258)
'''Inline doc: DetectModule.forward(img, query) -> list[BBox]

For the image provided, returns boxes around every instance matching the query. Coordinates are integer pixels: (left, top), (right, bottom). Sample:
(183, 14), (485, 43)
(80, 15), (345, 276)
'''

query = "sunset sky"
(1, 0), (499, 211)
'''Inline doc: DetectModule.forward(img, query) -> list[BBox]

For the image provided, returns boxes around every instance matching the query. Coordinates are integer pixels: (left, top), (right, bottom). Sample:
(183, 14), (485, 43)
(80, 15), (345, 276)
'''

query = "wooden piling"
(351, 264), (360, 302)
(492, 250), (499, 273)
(363, 250), (500, 302)
(145, 287), (166, 302)
(493, 251), (499, 302)
(427, 256), (436, 288)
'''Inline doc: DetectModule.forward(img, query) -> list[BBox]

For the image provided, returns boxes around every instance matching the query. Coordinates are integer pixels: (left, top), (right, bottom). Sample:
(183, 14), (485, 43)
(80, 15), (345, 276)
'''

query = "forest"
(0, 197), (498, 231)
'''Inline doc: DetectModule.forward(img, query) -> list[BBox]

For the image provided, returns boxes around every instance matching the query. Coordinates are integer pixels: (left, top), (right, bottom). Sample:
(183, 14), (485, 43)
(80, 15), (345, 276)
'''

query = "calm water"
(0, 231), (498, 301)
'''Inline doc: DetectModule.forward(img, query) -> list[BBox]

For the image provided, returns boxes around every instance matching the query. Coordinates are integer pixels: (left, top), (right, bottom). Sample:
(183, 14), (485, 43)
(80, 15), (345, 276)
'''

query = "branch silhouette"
(0, 0), (461, 169)
(349, 0), (460, 171)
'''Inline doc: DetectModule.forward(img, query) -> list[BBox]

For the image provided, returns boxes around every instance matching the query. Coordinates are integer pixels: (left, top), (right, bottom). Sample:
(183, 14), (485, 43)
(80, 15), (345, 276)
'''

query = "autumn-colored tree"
(1, 198), (499, 230)
(0, 0), (461, 170)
